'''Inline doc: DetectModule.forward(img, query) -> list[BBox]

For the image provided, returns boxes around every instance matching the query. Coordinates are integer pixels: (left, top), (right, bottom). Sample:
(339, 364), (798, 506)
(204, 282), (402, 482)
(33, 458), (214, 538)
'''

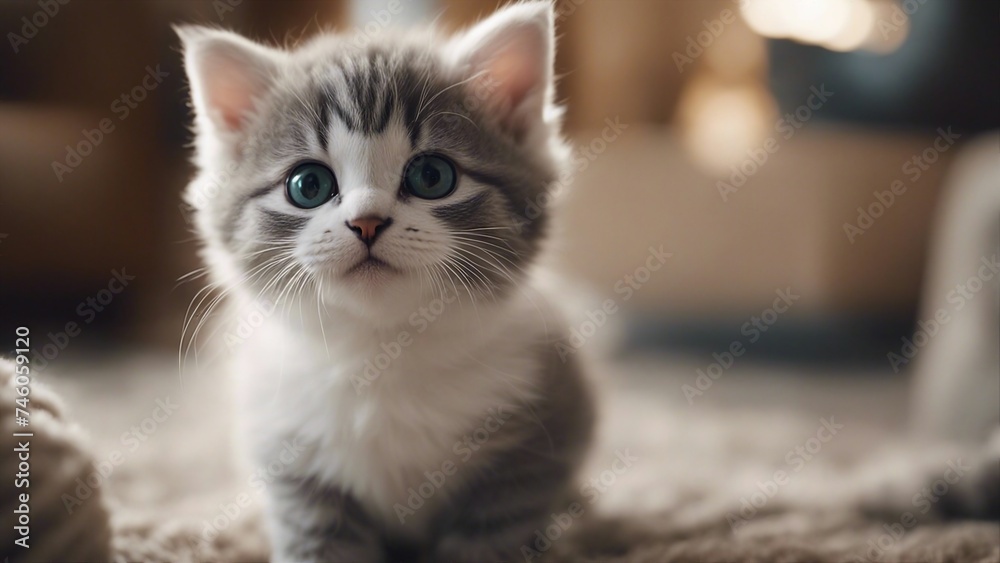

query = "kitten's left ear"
(450, 1), (555, 137)
(176, 25), (286, 138)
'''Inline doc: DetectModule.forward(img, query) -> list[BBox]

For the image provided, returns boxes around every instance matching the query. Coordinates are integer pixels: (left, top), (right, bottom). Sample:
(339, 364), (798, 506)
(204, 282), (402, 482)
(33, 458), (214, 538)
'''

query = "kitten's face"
(181, 3), (564, 324)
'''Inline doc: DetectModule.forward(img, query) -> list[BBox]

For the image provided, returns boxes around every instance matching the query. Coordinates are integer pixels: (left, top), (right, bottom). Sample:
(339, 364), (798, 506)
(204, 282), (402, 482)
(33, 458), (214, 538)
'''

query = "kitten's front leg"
(266, 475), (384, 563)
(430, 357), (593, 563)
(429, 452), (576, 563)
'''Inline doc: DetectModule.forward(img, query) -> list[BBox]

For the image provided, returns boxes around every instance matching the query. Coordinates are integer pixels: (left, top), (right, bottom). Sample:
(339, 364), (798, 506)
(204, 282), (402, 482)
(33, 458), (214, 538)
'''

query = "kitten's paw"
(939, 434), (1000, 520)
(273, 541), (384, 563)
(431, 534), (529, 563)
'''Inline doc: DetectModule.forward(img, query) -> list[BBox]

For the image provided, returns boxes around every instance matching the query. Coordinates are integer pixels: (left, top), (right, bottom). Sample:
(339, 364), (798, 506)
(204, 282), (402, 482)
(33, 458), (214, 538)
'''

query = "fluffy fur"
(178, 3), (592, 561)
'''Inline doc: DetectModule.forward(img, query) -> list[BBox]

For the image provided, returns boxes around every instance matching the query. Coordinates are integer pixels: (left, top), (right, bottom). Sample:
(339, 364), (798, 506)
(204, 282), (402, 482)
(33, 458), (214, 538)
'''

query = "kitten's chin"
(342, 256), (399, 283)
(317, 268), (430, 327)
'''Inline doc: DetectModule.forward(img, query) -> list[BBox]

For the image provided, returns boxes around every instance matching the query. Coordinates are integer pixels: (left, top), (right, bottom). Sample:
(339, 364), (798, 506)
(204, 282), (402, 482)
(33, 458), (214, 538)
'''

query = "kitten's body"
(180, 3), (593, 560)
(233, 288), (588, 537)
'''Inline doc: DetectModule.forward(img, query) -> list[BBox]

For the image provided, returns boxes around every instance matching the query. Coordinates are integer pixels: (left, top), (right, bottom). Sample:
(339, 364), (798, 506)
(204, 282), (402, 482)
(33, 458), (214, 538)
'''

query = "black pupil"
(300, 172), (321, 199)
(421, 162), (440, 187)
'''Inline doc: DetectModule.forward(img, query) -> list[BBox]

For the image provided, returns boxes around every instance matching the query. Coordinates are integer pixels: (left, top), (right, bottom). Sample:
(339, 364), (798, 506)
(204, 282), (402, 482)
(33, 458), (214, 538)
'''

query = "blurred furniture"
(0, 0), (344, 345)
(910, 132), (1000, 444)
(556, 123), (952, 317)
(0, 0), (990, 360)
(0, 1), (163, 336)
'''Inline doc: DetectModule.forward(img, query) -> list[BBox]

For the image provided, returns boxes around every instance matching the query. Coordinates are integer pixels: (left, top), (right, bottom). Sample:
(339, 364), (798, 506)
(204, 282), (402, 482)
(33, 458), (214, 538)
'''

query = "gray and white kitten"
(178, 2), (593, 561)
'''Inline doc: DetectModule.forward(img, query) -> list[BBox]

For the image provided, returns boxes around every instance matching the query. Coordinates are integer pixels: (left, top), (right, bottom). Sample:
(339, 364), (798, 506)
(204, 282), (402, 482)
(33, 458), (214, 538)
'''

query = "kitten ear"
(176, 25), (285, 136)
(451, 1), (555, 136)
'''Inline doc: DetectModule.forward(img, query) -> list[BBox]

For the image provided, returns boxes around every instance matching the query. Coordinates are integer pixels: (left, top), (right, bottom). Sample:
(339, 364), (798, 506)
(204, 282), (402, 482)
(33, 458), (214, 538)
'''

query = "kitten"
(178, 2), (593, 561)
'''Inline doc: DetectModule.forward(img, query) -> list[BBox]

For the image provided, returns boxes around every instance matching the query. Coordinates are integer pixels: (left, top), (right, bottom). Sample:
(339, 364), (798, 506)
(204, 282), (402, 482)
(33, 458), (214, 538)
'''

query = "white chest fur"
(231, 297), (545, 532)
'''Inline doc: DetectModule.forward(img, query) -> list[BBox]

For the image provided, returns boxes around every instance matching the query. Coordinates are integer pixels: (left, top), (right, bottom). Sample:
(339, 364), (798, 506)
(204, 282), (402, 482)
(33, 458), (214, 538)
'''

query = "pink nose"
(347, 216), (391, 244)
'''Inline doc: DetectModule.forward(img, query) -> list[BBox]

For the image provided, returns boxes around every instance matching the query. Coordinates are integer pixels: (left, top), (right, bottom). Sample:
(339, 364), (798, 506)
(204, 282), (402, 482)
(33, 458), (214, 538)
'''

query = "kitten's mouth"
(345, 255), (398, 278)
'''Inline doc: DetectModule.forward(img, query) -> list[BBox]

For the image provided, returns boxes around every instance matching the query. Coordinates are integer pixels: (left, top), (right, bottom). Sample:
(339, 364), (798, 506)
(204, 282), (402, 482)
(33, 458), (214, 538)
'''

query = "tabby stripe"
(317, 93), (331, 151)
(260, 208), (308, 235)
(431, 191), (492, 231)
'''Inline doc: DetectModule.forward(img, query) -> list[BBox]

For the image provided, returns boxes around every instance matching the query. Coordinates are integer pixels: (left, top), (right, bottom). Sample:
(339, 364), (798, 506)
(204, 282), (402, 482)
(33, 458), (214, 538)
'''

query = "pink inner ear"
(467, 19), (548, 121)
(485, 41), (543, 110)
(204, 63), (260, 131)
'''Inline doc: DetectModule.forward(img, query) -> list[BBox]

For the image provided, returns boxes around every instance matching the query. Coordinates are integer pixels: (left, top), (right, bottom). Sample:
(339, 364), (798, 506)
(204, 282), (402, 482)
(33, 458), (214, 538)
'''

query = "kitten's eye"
(286, 162), (337, 209)
(403, 154), (457, 200)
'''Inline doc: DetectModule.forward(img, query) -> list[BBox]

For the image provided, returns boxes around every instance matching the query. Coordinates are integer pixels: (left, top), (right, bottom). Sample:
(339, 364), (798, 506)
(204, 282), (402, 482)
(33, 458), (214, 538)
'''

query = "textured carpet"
(5, 353), (998, 562)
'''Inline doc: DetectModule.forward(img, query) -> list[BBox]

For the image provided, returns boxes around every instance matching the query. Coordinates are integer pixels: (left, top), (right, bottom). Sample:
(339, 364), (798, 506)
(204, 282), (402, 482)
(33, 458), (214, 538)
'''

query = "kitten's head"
(179, 1), (567, 326)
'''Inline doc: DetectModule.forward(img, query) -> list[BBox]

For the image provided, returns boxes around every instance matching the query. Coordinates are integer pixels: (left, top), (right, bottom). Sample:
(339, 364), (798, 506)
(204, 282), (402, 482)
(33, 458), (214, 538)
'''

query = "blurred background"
(2, 0), (996, 369)
(1, 1), (998, 560)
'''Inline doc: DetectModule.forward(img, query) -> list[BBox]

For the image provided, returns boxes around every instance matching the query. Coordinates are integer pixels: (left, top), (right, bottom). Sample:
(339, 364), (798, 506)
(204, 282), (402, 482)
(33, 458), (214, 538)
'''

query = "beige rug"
(4, 353), (997, 562)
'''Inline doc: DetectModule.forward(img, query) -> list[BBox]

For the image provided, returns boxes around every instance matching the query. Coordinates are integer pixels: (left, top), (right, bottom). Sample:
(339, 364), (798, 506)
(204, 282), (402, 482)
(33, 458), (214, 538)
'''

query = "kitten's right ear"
(175, 25), (285, 136)
(449, 2), (555, 138)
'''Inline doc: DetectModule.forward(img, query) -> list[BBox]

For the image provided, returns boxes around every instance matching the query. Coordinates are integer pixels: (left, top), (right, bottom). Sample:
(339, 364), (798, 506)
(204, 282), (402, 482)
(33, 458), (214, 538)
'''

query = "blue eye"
(286, 162), (337, 209)
(403, 154), (457, 200)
